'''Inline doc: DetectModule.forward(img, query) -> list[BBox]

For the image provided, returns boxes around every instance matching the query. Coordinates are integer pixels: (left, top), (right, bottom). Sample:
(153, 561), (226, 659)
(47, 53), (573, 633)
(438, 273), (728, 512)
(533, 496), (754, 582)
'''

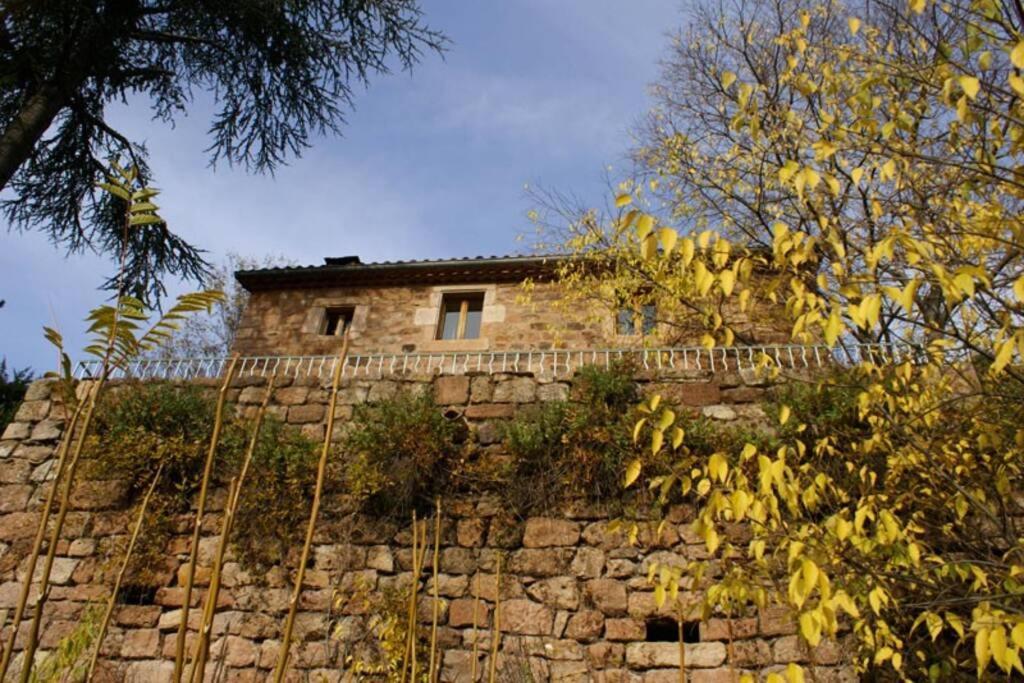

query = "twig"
(172, 354), (240, 682)
(428, 498), (442, 682)
(470, 575), (481, 682)
(272, 334), (350, 682)
(399, 510), (419, 683)
(189, 371), (278, 682)
(85, 462), (165, 679)
(488, 554), (501, 683)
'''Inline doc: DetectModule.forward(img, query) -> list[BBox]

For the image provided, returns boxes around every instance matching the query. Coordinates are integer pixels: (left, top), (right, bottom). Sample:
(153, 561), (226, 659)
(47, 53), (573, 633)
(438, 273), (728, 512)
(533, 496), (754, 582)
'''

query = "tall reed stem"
(399, 511), (419, 683)
(172, 354), (240, 683)
(188, 371), (277, 683)
(678, 606), (686, 683)
(272, 335), (349, 682)
(0, 390), (87, 681)
(487, 554), (501, 683)
(18, 380), (104, 683)
(85, 462), (164, 680)
(470, 574), (480, 682)
(428, 498), (442, 683)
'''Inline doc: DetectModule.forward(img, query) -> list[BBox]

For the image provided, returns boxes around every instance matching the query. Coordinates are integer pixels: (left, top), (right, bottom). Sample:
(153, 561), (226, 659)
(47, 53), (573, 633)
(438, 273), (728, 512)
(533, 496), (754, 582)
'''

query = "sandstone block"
(702, 405), (737, 421)
(565, 609), (604, 641)
(526, 577), (579, 610)
(0, 485), (31, 513)
(0, 460), (31, 484)
(538, 383), (570, 401)
(625, 642), (726, 669)
(29, 419), (63, 441)
(493, 377), (536, 403)
(125, 659), (174, 682)
(449, 598), (489, 628)
(700, 617), (758, 641)
(464, 403), (515, 419)
(457, 517), (486, 547)
(434, 376), (470, 405)
(275, 386), (310, 405)
(605, 618), (646, 641)
(523, 518), (581, 547)
(469, 376), (494, 403)
(366, 545), (394, 572)
(115, 605), (162, 627)
(501, 599), (554, 635)
(585, 579), (628, 616)
(1, 422), (29, 440)
(14, 400), (50, 423)
(588, 642), (626, 668)
(729, 639), (772, 667)
(569, 547), (605, 578)
(288, 404), (325, 424)
(509, 549), (572, 577)
(121, 628), (160, 658)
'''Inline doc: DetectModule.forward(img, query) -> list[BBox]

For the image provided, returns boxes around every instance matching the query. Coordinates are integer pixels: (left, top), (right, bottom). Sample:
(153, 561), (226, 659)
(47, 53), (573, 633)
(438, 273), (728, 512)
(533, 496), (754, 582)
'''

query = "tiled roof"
(235, 253), (565, 291)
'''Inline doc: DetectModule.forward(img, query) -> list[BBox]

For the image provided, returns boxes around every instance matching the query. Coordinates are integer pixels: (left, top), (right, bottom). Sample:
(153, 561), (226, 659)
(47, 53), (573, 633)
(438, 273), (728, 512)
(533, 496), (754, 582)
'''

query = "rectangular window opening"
(617, 304), (657, 336)
(322, 307), (354, 336)
(645, 616), (700, 643)
(437, 292), (485, 340)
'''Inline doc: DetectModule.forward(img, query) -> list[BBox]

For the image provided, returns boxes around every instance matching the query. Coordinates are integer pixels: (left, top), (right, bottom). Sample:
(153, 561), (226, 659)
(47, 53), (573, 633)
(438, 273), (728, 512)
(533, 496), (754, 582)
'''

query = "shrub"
(0, 359), (33, 433)
(502, 362), (649, 514)
(342, 390), (467, 520)
(85, 381), (319, 578)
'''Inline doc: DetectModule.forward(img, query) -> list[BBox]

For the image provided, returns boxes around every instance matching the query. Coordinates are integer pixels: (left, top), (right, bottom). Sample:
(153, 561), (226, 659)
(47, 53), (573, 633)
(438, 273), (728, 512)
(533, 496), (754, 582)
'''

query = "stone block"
(729, 639), (772, 667)
(0, 459), (31, 484)
(700, 617), (758, 641)
(23, 380), (54, 401)
(523, 518), (581, 547)
(0, 485), (31, 513)
(449, 598), (489, 628)
(464, 404), (515, 419)
(588, 642), (626, 668)
(125, 659), (174, 682)
(585, 579), (628, 615)
(457, 517), (487, 547)
(29, 419), (63, 441)
(366, 545), (394, 572)
(493, 377), (537, 403)
(569, 547), (605, 579)
(121, 628), (160, 658)
(509, 548), (572, 577)
(501, 599), (554, 635)
(1, 423), (29, 440)
(759, 605), (797, 636)
(434, 376), (470, 405)
(469, 376), (493, 403)
(274, 386), (310, 405)
(625, 642), (726, 669)
(702, 405), (737, 421)
(605, 618), (646, 641)
(287, 404), (325, 424)
(565, 608), (604, 641)
(526, 577), (579, 610)
(14, 400), (50, 423)
(538, 383), (570, 401)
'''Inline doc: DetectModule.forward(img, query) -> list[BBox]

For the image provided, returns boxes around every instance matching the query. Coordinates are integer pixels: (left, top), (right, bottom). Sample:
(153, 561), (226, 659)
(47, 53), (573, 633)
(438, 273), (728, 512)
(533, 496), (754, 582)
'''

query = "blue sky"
(0, 1), (683, 372)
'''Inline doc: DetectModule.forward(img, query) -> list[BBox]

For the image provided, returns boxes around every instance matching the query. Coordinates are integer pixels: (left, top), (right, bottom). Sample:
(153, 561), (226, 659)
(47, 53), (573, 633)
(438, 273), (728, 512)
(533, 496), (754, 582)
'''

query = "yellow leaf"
(784, 663), (805, 683)
(641, 235), (658, 260)
(976, 627), (991, 675)
(657, 409), (675, 431)
(1012, 41), (1024, 69)
(799, 612), (821, 647)
(651, 430), (664, 455)
(779, 405), (791, 425)
(636, 214), (655, 239)
(848, 17), (861, 35)
(1014, 275), (1024, 302)
(709, 453), (729, 482)
(615, 193), (632, 207)
(680, 237), (695, 266)
(909, 0), (925, 13)
(824, 309), (843, 346)
(624, 459), (642, 487)
(851, 167), (864, 185)
(778, 161), (800, 184)
(671, 426), (685, 449)
(719, 269), (736, 296)
(721, 70), (737, 89)
(991, 338), (1015, 374)
(990, 626), (1011, 672)
(632, 418), (646, 443)
(1011, 73), (1024, 96)
(658, 227), (678, 255)
(959, 76), (980, 100)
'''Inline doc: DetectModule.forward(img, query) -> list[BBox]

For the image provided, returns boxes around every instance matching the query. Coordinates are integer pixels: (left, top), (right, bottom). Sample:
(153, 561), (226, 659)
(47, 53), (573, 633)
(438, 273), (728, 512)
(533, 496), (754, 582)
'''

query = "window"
(617, 304), (657, 335)
(321, 307), (354, 336)
(436, 292), (484, 340)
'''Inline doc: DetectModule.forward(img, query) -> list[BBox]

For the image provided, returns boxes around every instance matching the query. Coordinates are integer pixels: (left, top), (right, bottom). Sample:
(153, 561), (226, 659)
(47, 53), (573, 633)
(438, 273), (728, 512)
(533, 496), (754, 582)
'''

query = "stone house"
(231, 254), (788, 359)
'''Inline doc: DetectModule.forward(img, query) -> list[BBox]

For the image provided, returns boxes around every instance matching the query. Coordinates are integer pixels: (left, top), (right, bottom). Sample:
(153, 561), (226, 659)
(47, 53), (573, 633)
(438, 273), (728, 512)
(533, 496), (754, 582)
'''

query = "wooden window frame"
(436, 292), (485, 341)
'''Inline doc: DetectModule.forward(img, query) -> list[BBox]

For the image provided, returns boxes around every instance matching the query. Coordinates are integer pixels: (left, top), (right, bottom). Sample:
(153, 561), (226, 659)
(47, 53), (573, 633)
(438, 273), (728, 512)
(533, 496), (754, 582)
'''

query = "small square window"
(617, 305), (657, 335)
(437, 293), (484, 340)
(322, 307), (354, 336)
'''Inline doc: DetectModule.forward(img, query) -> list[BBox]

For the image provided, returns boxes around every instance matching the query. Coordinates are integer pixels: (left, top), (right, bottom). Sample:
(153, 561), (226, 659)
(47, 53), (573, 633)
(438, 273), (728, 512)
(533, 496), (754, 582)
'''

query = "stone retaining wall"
(0, 369), (853, 682)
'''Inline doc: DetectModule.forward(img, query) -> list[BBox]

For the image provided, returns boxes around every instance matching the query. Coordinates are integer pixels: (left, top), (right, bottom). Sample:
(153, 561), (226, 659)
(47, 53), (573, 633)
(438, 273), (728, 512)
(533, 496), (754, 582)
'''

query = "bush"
(85, 381), (319, 578)
(503, 362), (648, 514)
(0, 359), (33, 433)
(342, 390), (467, 520)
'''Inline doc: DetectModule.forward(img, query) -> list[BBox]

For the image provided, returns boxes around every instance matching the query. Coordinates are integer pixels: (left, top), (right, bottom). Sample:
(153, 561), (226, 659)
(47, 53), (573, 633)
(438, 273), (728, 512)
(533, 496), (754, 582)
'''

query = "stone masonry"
(0, 369), (854, 682)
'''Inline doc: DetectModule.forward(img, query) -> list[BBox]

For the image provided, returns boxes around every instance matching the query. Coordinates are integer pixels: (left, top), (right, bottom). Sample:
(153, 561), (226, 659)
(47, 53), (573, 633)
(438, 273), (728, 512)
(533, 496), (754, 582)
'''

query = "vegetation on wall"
(342, 390), (467, 520)
(84, 382), (320, 578)
(502, 362), (651, 514)
(0, 359), (32, 433)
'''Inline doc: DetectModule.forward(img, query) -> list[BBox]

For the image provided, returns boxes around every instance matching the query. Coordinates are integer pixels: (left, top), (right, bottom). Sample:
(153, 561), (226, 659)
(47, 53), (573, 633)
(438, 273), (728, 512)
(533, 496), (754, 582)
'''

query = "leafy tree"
(0, 1), (445, 303)
(552, 0), (1024, 678)
(147, 252), (294, 358)
(0, 359), (32, 433)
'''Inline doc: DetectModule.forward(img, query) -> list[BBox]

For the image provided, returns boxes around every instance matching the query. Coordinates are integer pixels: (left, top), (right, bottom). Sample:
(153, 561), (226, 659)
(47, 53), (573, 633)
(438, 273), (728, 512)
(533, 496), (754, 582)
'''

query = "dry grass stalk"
(272, 334), (349, 682)
(678, 607), (686, 683)
(488, 553), (502, 683)
(0, 388), (88, 680)
(85, 462), (165, 680)
(172, 354), (240, 683)
(188, 371), (278, 682)
(399, 510), (419, 683)
(18, 380), (104, 683)
(428, 498), (442, 683)
(410, 519), (428, 682)
(470, 574), (481, 682)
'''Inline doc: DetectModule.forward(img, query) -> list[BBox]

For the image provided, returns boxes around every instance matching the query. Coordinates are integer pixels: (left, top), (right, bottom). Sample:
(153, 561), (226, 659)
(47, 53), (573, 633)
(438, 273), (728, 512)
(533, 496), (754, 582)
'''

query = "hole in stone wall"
(117, 585), (158, 605)
(645, 616), (700, 643)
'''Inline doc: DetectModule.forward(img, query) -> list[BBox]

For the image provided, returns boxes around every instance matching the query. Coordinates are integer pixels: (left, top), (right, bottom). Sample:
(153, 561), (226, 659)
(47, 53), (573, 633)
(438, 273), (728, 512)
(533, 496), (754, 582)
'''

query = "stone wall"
(233, 279), (791, 358)
(0, 370), (853, 682)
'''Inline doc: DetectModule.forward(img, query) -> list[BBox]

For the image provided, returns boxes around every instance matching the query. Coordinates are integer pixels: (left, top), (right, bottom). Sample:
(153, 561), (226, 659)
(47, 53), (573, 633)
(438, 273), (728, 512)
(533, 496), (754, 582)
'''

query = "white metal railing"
(72, 342), (916, 382)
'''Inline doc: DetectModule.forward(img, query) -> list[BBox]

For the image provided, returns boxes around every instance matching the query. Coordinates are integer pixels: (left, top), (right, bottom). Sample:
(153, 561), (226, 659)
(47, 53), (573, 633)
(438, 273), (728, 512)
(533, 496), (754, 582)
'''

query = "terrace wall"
(0, 369), (854, 682)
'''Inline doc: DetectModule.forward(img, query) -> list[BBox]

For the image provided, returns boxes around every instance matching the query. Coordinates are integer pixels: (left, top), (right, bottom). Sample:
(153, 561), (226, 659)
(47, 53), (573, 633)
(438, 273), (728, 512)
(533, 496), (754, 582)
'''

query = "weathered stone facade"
(0, 370), (853, 682)
(231, 256), (791, 358)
